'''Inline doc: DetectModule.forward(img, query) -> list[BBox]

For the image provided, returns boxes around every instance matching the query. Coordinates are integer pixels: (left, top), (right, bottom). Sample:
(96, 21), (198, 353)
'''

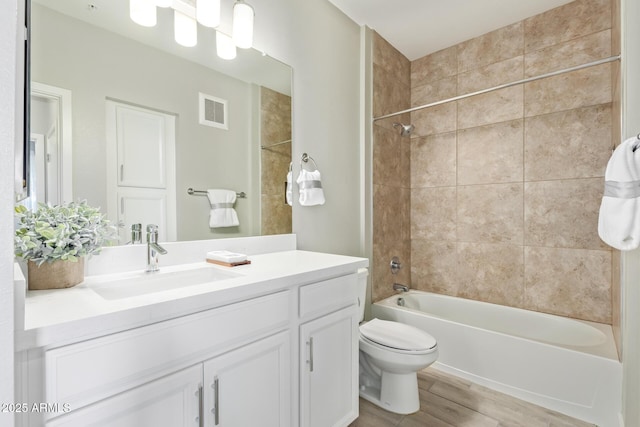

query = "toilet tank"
(357, 268), (369, 322)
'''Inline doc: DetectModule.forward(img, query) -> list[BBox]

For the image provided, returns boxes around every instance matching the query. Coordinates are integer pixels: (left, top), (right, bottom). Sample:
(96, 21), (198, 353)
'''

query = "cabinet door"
(116, 187), (170, 242)
(46, 365), (202, 427)
(300, 306), (359, 427)
(203, 331), (291, 427)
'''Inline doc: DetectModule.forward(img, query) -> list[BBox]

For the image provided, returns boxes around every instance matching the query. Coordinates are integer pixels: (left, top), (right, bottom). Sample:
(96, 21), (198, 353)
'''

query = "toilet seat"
(360, 319), (437, 354)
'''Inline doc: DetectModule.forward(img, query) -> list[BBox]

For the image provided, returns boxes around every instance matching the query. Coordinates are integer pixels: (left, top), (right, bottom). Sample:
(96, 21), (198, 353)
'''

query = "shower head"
(393, 122), (415, 137)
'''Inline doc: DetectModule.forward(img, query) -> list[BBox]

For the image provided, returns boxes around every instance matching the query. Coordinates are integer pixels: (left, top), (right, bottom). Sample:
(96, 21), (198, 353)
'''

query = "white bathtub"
(372, 291), (622, 427)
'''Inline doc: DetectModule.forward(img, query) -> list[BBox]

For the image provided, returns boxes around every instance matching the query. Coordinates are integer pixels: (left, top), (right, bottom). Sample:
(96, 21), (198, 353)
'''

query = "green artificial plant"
(14, 201), (119, 266)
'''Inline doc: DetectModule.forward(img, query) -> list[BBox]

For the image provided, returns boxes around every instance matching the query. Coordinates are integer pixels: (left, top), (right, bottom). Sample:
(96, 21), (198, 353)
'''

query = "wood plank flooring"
(349, 368), (596, 427)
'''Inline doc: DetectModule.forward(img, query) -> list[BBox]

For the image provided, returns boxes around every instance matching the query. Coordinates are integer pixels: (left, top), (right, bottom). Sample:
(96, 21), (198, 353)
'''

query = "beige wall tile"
(261, 195), (291, 235)
(373, 63), (411, 117)
(412, 102), (457, 137)
(525, 30), (611, 78)
(458, 120), (523, 185)
(373, 31), (410, 84)
(458, 56), (523, 95)
(524, 104), (612, 181)
(457, 183), (524, 244)
(524, 0), (611, 53)
(373, 124), (404, 188)
(612, 0), (621, 55)
(411, 240), (459, 295)
(524, 63), (612, 117)
(374, 183), (409, 245)
(412, 76), (457, 107)
(457, 86), (523, 130)
(457, 22), (523, 73)
(411, 187), (456, 241)
(373, 240), (411, 302)
(524, 246), (611, 323)
(457, 242), (525, 307)
(411, 46), (457, 88)
(524, 178), (607, 250)
(411, 132), (456, 188)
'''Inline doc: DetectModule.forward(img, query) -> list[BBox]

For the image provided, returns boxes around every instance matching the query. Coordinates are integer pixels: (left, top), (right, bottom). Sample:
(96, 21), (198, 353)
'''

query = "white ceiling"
(327, 0), (574, 61)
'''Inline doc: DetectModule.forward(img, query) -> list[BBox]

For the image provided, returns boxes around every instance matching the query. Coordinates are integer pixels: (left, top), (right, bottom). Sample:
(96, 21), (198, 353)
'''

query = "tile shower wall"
(260, 87), (292, 235)
(373, 0), (620, 326)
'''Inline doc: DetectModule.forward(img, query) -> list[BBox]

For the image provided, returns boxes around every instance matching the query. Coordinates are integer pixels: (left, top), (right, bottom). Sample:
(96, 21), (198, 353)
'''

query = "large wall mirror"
(28, 0), (292, 244)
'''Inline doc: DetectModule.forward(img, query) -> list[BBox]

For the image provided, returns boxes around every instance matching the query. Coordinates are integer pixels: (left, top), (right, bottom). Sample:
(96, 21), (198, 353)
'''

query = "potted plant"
(14, 201), (119, 290)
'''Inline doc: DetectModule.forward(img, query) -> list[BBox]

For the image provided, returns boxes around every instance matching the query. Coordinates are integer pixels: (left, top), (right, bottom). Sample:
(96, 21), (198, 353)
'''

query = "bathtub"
(372, 291), (622, 427)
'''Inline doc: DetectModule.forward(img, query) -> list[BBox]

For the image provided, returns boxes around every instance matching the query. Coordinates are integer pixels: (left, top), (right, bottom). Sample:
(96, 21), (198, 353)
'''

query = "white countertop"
(17, 250), (368, 351)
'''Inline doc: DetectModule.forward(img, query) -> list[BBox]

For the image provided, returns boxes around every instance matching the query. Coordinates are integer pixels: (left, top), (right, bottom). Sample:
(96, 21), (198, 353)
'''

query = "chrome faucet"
(146, 224), (168, 272)
(393, 283), (409, 293)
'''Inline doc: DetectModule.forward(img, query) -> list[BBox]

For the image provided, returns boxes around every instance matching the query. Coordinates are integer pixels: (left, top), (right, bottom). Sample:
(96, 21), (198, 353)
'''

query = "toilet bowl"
(356, 269), (438, 415)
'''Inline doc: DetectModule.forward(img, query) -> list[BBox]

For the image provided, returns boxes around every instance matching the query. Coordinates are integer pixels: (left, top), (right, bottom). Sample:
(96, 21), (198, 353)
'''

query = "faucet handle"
(146, 224), (159, 243)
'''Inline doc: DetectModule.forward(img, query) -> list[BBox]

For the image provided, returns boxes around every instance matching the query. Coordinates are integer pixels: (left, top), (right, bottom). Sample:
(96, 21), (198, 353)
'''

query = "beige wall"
(260, 87), (292, 235)
(373, 0), (618, 325)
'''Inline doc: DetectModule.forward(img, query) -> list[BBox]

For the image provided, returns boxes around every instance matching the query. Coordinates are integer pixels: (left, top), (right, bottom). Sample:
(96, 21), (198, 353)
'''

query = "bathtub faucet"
(393, 283), (409, 293)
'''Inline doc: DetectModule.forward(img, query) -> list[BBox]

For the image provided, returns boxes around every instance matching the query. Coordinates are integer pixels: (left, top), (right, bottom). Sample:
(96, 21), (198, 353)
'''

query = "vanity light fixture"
(130, 0), (157, 27)
(216, 31), (237, 60)
(174, 9), (198, 47)
(196, 0), (221, 28)
(232, 0), (254, 49)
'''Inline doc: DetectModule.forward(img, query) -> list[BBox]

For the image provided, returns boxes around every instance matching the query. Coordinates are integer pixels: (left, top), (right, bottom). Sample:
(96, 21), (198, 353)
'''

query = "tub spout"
(393, 283), (409, 293)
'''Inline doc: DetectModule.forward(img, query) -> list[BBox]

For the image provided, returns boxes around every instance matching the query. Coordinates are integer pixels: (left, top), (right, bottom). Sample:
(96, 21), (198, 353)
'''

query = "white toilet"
(356, 269), (438, 415)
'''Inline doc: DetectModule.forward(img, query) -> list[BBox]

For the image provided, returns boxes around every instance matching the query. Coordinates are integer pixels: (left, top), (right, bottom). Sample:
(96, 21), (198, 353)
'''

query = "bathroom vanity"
(14, 235), (368, 427)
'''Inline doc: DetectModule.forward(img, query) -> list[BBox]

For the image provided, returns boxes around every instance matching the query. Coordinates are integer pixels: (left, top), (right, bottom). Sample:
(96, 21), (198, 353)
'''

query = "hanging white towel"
(297, 169), (325, 206)
(207, 189), (239, 228)
(598, 137), (640, 250)
(286, 163), (293, 206)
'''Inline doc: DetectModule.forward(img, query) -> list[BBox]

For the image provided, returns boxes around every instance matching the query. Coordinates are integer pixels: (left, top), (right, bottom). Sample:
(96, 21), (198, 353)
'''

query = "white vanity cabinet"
(45, 365), (202, 427)
(299, 274), (360, 427)
(203, 331), (290, 427)
(18, 254), (367, 427)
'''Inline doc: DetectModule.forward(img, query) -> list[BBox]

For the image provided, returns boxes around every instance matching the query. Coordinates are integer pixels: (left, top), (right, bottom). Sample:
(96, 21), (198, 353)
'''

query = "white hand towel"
(598, 137), (640, 250)
(207, 189), (239, 228)
(297, 169), (325, 206)
(286, 164), (293, 206)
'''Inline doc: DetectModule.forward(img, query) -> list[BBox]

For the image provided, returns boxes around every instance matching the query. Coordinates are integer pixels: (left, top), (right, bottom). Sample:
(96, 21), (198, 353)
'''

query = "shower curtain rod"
(373, 55), (621, 121)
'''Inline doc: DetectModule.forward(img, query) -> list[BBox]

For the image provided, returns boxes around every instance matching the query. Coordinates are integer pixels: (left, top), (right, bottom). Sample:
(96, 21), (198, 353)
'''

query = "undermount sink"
(89, 266), (241, 300)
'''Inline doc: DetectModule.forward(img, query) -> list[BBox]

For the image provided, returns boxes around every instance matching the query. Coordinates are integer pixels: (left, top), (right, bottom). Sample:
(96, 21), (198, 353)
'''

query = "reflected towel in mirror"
(207, 189), (240, 228)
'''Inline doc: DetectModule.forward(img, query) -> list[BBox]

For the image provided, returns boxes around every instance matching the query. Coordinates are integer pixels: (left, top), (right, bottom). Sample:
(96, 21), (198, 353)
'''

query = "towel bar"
(187, 188), (246, 198)
(301, 153), (319, 171)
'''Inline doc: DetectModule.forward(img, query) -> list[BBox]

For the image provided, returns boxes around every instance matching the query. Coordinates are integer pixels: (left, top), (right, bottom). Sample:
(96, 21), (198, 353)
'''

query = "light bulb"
(154, 0), (172, 7)
(130, 0), (157, 27)
(232, 1), (254, 49)
(174, 10), (197, 47)
(216, 31), (236, 60)
(197, 0), (221, 28)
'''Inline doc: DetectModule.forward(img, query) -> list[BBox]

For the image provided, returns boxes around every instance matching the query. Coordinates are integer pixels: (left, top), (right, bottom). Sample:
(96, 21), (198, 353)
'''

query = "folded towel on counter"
(297, 169), (325, 206)
(286, 163), (293, 206)
(207, 189), (239, 228)
(598, 137), (640, 250)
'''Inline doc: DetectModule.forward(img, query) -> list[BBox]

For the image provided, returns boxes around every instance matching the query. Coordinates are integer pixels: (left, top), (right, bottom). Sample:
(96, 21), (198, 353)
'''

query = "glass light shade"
(130, 0), (157, 27)
(232, 1), (254, 49)
(174, 10), (197, 47)
(154, 0), (172, 7)
(216, 31), (237, 60)
(197, 0), (221, 28)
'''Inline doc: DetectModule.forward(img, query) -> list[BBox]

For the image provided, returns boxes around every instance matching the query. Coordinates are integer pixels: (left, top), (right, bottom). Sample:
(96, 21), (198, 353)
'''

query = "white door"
(300, 306), (359, 427)
(45, 365), (202, 427)
(203, 332), (291, 427)
(106, 101), (176, 242)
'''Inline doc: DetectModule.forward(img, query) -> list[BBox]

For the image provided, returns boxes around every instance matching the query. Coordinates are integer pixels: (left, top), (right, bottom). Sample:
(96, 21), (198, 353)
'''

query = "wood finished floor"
(349, 368), (596, 427)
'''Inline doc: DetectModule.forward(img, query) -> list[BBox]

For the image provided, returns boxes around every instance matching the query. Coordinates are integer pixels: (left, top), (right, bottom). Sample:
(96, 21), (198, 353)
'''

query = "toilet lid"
(360, 318), (437, 352)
